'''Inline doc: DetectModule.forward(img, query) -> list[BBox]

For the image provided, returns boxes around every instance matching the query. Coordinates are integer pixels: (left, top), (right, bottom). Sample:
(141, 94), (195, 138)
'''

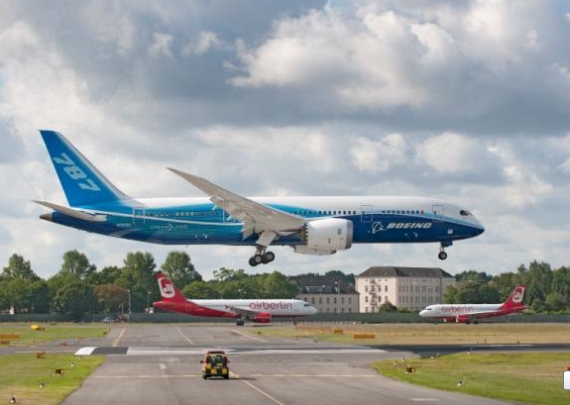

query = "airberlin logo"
(511, 287), (525, 303)
(248, 302), (293, 310)
(372, 222), (432, 234)
(158, 277), (175, 299)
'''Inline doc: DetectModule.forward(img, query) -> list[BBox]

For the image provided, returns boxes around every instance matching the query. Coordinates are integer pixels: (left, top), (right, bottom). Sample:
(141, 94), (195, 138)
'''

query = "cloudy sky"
(2, 0), (570, 280)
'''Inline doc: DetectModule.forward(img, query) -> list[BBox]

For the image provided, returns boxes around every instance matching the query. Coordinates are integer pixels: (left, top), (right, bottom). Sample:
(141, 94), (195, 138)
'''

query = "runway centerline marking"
(113, 328), (126, 347)
(232, 329), (267, 342)
(231, 371), (285, 405)
(176, 327), (195, 345)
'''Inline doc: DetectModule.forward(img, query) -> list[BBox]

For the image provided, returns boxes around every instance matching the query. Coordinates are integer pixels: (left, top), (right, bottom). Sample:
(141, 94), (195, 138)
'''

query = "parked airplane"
(35, 130), (485, 266)
(419, 285), (527, 324)
(153, 272), (317, 325)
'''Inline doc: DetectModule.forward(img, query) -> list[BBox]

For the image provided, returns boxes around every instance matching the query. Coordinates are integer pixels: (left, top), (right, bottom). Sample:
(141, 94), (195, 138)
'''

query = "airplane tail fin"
(500, 285), (527, 310)
(39, 130), (130, 207)
(155, 272), (187, 302)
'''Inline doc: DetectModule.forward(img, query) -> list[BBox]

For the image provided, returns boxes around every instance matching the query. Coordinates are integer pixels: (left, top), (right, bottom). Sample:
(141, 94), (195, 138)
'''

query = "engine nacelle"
(300, 218), (353, 254)
(251, 312), (272, 324)
(455, 314), (471, 323)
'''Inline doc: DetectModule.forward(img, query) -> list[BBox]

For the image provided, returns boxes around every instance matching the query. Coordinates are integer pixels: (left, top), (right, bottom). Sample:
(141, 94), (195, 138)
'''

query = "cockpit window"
(459, 210), (471, 216)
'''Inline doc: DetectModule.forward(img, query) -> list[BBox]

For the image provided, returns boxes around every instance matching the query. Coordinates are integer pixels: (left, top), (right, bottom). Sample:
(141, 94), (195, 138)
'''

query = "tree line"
(444, 261), (570, 312)
(2, 250), (568, 318)
(0, 250), (303, 319)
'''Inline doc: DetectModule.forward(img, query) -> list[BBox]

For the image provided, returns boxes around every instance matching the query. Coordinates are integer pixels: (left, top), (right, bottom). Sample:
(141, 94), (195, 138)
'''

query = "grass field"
(0, 353), (104, 405)
(0, 323), (109, 347)
(0, 323), (108, 404)
(255, 322), (570, 345)
(254, 323), (570, 405)
(372, 352), (570, 405)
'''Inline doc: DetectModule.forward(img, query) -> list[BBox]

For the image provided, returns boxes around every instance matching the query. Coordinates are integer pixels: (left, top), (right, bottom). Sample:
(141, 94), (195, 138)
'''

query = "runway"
(60, 324), (517, 405)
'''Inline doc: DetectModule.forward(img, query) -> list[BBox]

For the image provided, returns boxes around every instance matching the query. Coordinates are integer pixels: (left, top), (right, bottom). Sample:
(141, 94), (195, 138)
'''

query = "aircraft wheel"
(248, 257), (257, 267)
(438, 251), (448, 260)
(262, 251), (275, 264)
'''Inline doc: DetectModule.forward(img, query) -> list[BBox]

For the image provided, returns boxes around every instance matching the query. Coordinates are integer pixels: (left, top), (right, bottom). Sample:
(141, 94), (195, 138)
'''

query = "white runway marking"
(74, 347), (96, 356)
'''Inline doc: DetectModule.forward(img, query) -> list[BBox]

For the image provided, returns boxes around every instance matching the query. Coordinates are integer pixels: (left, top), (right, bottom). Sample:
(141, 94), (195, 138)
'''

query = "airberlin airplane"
(153, 272), (317, 325)
(419, 285), (527, 324)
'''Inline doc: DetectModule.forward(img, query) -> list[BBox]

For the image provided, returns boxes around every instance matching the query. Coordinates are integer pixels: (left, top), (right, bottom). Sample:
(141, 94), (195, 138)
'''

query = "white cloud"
(350, 133), (407, 173)
(148, 32), (173, 58)
(415, 132), (489, 175)
(1, 1), (570, 280)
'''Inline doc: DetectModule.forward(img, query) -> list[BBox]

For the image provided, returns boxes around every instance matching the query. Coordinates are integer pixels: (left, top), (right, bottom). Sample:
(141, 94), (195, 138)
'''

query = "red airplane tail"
(155, 272), (187, 302)
(500, 285), (527, 311)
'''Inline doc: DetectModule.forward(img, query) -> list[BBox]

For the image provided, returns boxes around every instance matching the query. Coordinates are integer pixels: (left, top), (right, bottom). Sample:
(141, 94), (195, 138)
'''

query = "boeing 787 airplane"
(35, 130), (485, 266)
(153, 272), (317, 325)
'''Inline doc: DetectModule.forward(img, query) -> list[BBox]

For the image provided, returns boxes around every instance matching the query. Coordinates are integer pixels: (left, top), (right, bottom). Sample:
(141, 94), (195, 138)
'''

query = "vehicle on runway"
(200, 350), (230, 380)
(35, 130), (485, 267)
(153, 272), (318, 325)
(419, 285), (527, 324)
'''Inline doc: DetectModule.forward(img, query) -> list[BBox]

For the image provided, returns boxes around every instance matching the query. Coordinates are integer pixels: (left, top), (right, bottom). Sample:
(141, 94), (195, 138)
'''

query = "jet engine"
(251, 312), (272, 323)
(295, 218), (353, 255)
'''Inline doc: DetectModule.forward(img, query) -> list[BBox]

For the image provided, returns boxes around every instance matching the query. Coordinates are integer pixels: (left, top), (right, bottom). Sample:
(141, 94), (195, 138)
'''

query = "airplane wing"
(224, 305), (264, 318)
(167, 168), (305, 241)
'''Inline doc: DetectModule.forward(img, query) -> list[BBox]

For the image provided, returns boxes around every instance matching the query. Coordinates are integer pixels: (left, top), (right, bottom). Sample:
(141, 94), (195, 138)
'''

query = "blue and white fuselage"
(36, 131), (485, 266)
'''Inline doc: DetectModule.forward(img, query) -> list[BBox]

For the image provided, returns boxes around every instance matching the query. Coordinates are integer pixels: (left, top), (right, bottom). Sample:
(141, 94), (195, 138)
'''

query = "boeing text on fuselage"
(35, 130), (485, 266)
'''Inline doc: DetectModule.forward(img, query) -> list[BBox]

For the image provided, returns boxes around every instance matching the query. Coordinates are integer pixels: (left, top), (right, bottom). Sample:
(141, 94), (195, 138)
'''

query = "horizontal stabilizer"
(34, 200), (107, 222)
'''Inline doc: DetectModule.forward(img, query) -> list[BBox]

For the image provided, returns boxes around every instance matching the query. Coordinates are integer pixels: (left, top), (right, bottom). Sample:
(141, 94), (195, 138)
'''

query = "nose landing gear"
(438, 240), (452, 260)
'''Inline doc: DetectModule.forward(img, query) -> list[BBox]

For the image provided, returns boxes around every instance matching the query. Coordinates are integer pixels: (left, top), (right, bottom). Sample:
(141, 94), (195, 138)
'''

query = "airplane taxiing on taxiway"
(153, 271), (317, 325)
(35, 130), (485, 266)
(419, 285), (528, 324)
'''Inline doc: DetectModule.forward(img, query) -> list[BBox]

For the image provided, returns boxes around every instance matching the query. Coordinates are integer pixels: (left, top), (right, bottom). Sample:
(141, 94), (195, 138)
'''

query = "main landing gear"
(438, 240), (452, 260)
(248, 247), (275, 267)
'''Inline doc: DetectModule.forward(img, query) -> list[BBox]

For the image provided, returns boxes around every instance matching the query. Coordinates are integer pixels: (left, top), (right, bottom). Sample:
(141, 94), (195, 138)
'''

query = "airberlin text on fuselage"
(248, 301), (293, 310)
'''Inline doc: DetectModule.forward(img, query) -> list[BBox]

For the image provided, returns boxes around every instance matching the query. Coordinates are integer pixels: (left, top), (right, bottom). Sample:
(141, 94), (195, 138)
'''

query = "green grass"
(254, 323), (570, 345)
(372, 352), (570, 405)
(0, 353), (104, 405)
(0, 323), (109, 346)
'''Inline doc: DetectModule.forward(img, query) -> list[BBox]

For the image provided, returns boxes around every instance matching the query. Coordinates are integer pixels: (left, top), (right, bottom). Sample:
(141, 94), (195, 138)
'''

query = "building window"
(384, 285), (388, 292)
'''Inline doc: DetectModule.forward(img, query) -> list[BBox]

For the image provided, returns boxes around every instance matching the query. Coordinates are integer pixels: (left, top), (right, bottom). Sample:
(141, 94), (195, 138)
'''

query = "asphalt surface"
(50, 323), (527, 405)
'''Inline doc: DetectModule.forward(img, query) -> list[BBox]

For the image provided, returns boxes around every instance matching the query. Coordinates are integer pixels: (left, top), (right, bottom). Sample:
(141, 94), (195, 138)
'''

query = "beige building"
(296, 285), (359, 314)
(356, 266), (455, 312)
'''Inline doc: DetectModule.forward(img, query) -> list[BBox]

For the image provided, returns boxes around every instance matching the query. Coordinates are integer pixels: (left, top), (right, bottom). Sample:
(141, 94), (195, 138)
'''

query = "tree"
(445, 281), (500, 304)
(443, 285), (459, 304)
(93, 284), (128, 314)
(378, 300), (398, 312)
(182, 281), (220, 299)
(259, 271), (298, 298)
(160, 251), (201, 288)
(2, 254), (39, 280)
(86, 266), (122, 286)
(52, 281), (96, 320)
(524, 261), (553, 306)
(59, 250), (96, 280)
(117, 252), (157, 313)
(545, 292), (567, 312)
(455, 270), (491, 283)
(213, 268), (248, 282)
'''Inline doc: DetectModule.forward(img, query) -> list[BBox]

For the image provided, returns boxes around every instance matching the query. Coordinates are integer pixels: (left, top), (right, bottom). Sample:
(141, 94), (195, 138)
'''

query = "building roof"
(358, 266), (453, 279)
